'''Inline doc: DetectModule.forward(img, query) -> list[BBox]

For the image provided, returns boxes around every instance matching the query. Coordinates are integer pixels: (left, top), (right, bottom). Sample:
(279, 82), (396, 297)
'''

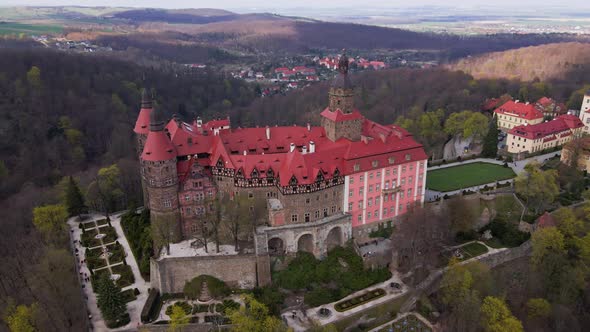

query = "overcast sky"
(4, 0), (590, 11)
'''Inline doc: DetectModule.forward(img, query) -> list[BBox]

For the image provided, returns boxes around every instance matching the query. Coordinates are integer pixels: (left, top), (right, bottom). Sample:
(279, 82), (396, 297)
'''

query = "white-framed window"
(354, 164), (360, 171)
(291, 214), (298, 222)
(348, 202), (353, 211)
(163, 199), (172, 208)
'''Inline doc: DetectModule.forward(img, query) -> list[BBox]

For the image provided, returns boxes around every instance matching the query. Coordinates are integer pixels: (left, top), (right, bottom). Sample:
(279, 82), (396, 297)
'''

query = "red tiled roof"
(142, 131), (177, 161)
(140, 110), (428, 186)
(536, 212), (557, 229)
(274, 67), (289, 72)
(494, 101), (544, 120)
(537, 97), (553, 106)
(320, 108), (364, 122)
(509, 114), (584, 139)
(133, 108), (151, 134)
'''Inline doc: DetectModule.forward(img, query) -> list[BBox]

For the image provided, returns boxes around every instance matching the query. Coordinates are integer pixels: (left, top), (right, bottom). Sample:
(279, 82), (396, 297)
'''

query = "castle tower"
(321, 51), (363, 142)
(141, 105), (181, 248)
(134, 89), (153, 207)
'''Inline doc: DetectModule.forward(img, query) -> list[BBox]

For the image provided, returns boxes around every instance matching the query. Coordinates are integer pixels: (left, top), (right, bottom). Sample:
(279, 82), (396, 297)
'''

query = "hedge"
(334, 288), (386, 312)
(141, 289), (161, 323)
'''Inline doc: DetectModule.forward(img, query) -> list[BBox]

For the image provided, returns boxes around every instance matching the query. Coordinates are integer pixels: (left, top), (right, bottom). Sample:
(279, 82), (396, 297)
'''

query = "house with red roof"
(135, 54), (428, 264)
(535, 97), (567, 119)
(494, 100), (544, 131)
(506, 114), (584, 154)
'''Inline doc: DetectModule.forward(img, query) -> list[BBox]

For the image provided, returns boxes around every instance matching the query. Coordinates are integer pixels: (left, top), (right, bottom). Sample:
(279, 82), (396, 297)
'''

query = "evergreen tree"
(96, 274), (127, 324)
(65, 176), (87, 217)
(481, 120), (499, 158)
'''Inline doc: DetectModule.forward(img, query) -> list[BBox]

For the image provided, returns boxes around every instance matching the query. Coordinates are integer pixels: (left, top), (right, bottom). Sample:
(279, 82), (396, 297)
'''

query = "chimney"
(243, 150), (247, 155)
(196, 116), (203, 127)
(302, 146), (308, 154)
(309, 141), (316, 153)
(307, 123), (311, 131)
(265, 126), (270, 140)
(214, 128), (220, 136)
(515, 100), (520, 103)
(289, 143), (296, 152)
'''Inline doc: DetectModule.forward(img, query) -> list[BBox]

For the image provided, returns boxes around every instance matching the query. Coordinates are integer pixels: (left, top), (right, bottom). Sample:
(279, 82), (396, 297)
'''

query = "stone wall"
(150, 254), (264, 293)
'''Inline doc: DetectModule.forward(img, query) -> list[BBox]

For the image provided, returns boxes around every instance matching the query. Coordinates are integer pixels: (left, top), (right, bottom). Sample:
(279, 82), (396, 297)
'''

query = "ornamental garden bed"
(165, 301), (192, 315)
(121, 288), (138, 303)
(101, 226), (118, 244)
(81, 228), (102, 248)
(111, 264), (135, 288)
(193, 304), (210, 313)
(86, 247), (108, 270)
(378, 314), (432, 332)
(96, 218), (109, 226)
(107, 242), (126, 264)
(459, 242), (489, 259)
(215, 299), (240, 315)
(204, 315), (230, 325)
(334, 288), (386, 312)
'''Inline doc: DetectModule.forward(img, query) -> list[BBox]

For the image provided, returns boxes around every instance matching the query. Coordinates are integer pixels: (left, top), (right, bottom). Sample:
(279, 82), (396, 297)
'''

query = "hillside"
(448, 42), (590, 81)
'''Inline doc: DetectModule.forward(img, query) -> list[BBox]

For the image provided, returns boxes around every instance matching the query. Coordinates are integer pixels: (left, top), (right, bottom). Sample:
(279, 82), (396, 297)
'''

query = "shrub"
(106, 312), (130, 329)
(184, 275), (229, 300)
(481, 220), (529, 247)
(456, 230), (477, 243)
(334, 288), (386, 312)
(121, 210), (153, 279)
(134, 288), (140, 296)
(193, 304), (209, 313)
(251, 286), (285, 316)
(165, 301), (192, 315)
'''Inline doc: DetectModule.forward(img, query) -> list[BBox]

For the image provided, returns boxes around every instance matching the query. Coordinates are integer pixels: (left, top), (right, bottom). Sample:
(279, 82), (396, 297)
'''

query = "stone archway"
(326, 226), (343, 251)
(297, 234), (314, 253)
(268, 237), (285, 255)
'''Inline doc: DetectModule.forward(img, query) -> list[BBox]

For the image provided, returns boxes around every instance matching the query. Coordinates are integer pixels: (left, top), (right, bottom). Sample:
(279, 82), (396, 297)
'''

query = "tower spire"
(149, 105), (165, 132)
(141, 88), (153, 109)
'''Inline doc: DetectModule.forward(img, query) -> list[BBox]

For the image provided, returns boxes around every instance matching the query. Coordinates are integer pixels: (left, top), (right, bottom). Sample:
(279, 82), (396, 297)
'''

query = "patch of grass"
(165, 301), (192, 315)
(121, 288), (137, 303)
(426, 162), (515, 192)
(96, 218), (109, 226)
(0, 22), (63, 35)
(335, 288), (386, 312)
(460, 242), (489, 259)
(333, 294), (408, 331)
(111, 264), (135, 288)
(484, 237), (505, 249)
(81, 228), (102, 248)
(193, 304), (210, 313)
(86, 247), (108, 270)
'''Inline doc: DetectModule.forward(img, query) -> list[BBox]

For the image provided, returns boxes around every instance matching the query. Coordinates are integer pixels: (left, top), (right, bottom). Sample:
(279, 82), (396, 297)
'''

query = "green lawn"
(426, 162), (515, 192)
(0, 22), (63, 35)
(460, 242), (489, 259)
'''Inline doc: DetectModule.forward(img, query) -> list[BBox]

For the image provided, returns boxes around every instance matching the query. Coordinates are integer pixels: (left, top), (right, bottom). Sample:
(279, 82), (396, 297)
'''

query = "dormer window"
(289, 175), (298, 186)
(251, 168), (259, 178)
(405, 154), (411, 161)
(388, 157), (395, 164)
(353, 163), (360, 172)
(372, 160), (379, 168)
(216, 158), (224, 168)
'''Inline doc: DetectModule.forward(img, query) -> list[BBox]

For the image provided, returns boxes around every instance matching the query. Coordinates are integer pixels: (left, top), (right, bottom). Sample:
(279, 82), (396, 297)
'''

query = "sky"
(3, 0), (590, 11)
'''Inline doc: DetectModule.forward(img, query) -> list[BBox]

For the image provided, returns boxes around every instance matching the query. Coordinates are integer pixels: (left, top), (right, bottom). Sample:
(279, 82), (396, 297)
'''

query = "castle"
(135, 54), (428, 287)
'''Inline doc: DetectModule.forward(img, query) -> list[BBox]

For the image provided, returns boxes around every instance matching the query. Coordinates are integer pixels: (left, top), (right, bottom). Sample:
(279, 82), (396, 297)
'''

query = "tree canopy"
(227, 294), (287, 332)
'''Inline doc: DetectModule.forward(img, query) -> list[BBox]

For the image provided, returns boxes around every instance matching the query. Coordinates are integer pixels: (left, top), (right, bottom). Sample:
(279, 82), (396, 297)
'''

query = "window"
(369, 172), (374, 179)
(368, 198), (373, 207)
(358, 201), (363, 209)
(369, 185), (373, 193)
(401, 178), (406, 185)
(377, 171), (381, 177)
(359, 187), (364, 195)
(399, 204), (403, 212)
(360, 175), (364, 181)
(291, 214), (298, 222)
(385, 180), (390, 189)
(374, 210), (378, 217)
(357, 214), (362, 222)
(383, 209), (388, 216)
(349, 190), (353, 197)
(420, 162), (424, 168)
(400, 191), (404, 199)
(372, 160), (379, 168)
(354, 163), (360, 171)
(392, 180), (397, 187)
(163, 199), (172, 208)
(408, 188), (412, 196)
(323, 208), (328, 217)
(405, 154), (411, 161)
(386, 169), (390, 176)
(331, 206), (336, 213)
(384, 195), (389, 202)
(390, 206), (395, 213)
(306, 198), (311, 204)
(376, 196), (380, 205)
(349, 176), (354, 184)
(402, 166), (406, 172)
(409, 176), (413, 183)
(376, 184), (381, 191)
(367, 211), (372, 219)
(304, 213), (310, 222)
(388, 156), (395, 164)
(185, 194), (190, 202)
(348, 202), (353, 211)
(393, 168), (397, 175)
(315, 210), (320, 219)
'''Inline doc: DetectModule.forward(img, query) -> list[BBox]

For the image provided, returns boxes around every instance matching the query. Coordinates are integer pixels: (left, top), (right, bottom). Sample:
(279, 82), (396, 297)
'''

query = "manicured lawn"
(378, 314), (432, 332)
(426, 162), (515, 192)
(333, 294), (408, 331)
(460, 242), (489, 259)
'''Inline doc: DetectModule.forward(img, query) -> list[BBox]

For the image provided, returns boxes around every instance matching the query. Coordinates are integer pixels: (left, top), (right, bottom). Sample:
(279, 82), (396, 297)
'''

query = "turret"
(134, 88), (153, 157)
(141, 104), (181, 247)
(321, 51), (363, 142)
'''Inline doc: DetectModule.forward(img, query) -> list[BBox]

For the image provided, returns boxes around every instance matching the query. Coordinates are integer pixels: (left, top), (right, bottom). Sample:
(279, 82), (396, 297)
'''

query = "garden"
(121, 209), (153, 279)
(335, 288), (386, 312)
(426, 162), (515, 192)
(273, 246), (391, 307)
(378, 314), (432, 332)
